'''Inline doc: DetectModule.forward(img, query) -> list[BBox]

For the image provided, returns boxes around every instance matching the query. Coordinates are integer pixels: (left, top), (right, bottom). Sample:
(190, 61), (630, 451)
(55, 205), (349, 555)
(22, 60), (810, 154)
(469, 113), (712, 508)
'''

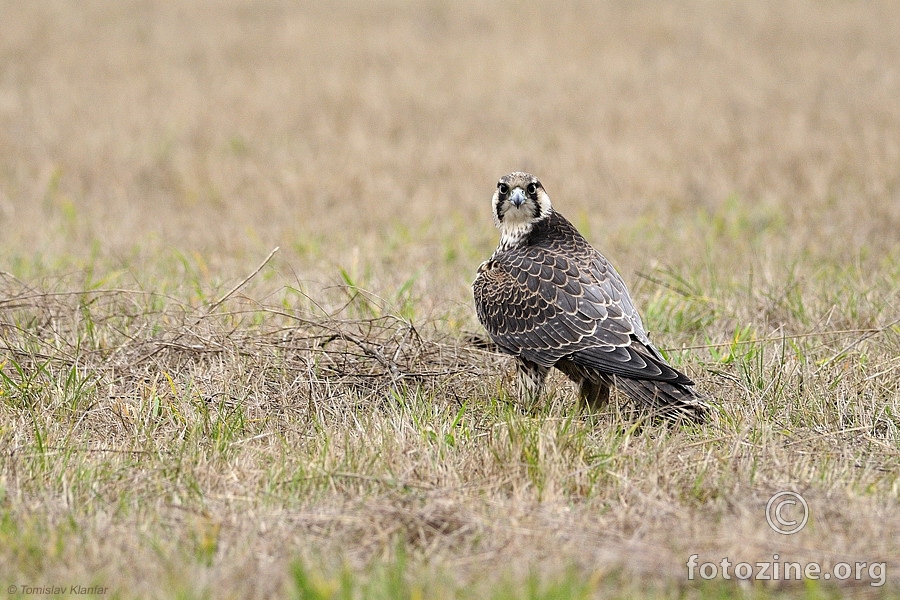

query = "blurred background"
(1, 1), (898, 317)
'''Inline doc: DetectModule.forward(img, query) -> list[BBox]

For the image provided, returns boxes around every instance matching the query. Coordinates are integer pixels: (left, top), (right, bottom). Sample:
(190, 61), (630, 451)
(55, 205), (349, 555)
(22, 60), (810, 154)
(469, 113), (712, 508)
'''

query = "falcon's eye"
(526, 183), (538, 195)
(497, 183), (509, 195)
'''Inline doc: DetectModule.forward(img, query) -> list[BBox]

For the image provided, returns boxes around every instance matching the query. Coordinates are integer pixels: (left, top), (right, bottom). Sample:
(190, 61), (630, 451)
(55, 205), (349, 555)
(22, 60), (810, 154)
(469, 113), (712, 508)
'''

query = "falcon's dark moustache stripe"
(494, 189), (507, 223)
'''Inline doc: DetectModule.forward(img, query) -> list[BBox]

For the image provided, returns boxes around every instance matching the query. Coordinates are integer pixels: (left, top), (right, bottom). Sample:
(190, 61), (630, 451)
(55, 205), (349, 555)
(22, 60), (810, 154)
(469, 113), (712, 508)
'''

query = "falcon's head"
(492, 171), (553, 249)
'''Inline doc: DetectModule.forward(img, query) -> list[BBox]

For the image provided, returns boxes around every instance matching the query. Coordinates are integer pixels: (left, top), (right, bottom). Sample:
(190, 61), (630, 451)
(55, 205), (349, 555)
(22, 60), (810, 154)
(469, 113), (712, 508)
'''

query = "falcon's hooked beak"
(509, 187), (526, 208)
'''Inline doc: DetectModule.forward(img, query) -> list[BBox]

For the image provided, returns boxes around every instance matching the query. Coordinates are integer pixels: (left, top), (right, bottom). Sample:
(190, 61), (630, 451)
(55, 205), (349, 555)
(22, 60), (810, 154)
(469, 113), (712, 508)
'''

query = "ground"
(0, 1), (898, 598)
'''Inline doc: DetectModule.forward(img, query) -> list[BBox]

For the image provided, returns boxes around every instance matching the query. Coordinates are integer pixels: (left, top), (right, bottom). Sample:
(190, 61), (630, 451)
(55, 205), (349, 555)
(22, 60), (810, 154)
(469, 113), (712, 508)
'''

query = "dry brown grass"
(1, 1), (899, 598)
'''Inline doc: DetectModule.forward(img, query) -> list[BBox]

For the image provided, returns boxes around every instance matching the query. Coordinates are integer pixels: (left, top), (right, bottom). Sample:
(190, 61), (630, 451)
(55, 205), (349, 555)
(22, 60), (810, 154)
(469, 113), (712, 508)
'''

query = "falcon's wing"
(473, 246), (690, 384)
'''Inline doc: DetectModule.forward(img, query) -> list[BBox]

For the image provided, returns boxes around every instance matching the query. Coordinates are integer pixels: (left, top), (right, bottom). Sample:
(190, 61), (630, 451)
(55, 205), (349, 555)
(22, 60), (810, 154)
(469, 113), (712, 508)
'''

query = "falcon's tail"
(613, 376), (710, 423)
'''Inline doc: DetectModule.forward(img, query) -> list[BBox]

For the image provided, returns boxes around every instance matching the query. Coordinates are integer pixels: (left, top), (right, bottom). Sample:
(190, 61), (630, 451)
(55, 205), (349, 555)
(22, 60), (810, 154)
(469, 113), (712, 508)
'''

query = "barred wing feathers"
(473, 219), (691, 386)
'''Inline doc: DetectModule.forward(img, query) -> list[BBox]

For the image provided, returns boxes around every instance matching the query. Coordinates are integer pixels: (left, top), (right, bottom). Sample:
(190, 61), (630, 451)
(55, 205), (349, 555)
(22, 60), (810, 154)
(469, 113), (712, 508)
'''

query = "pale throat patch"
(497, 221), (534, 251)
(493, 189), (552, 251)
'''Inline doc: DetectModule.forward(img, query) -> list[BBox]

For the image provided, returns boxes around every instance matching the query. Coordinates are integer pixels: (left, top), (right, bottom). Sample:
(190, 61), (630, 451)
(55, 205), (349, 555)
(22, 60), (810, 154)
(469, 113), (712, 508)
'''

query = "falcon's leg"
(555, 360), (610, 412)
(577, 379), (610, 411)
(515, 358), (549, 408)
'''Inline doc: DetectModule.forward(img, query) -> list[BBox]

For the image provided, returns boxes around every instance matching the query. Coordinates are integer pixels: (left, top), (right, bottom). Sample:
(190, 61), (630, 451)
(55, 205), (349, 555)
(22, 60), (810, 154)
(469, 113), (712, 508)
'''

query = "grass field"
(1, 1), (899, 598)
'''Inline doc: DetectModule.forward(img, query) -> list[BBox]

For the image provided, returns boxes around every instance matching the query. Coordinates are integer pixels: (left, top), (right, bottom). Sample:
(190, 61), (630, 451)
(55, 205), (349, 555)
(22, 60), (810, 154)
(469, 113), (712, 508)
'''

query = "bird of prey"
(473, 172), (709, 421)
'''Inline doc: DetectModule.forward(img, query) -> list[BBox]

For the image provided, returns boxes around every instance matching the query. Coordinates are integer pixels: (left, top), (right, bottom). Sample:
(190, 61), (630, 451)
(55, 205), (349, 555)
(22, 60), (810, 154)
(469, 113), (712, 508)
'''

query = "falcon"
(473, 172), (709, 421)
